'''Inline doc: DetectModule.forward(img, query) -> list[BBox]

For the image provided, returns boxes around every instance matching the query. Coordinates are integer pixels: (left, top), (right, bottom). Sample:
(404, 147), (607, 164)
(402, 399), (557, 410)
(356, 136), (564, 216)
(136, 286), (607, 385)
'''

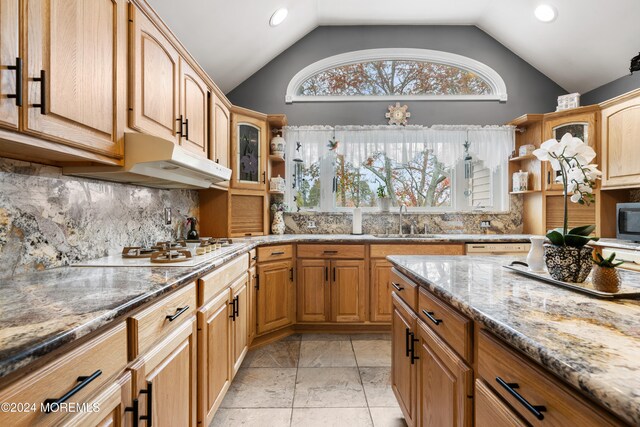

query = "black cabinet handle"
(405, 328), (411, 357)
(43, 369), (102, 412)
(184, 118), (189, 140)
(252, 255), (257, 261)
(166, 306), (189, 322)
(409, 332), (419, 364)
(176, 115), (184, 137)
(125, 398), (139, 427)
(422, 309), (442, 326)
(271, 251), (285, 255)
(496, 377), (546, 420)
(229, 299), (236, 320)
(255, 274), (260, 290)
(32, 70), (46, 115)
(323, 250), (338, 254)
(262, 171), (266, 183)
(391, 282), (404, 291)
(289, 267), (294, 281)
(234, 295), (239, 317)
(139, 382), (153, 426)
(7, 57), (22, 106)
(325, 266), (329, 282)
(547, 171), (551, 185)
(333, 267), (336, 282)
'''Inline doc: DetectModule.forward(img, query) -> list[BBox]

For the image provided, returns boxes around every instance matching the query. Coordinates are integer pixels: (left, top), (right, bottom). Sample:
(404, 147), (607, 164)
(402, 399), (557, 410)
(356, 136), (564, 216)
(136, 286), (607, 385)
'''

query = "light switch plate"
(307, 221), (317, 229)
(480, 220), (491, 228)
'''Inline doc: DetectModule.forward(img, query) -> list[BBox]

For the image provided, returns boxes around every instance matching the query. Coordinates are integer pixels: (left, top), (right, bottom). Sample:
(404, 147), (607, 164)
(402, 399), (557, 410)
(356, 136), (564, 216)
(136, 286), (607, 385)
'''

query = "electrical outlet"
(307, 221), (317, 229)
(480, 220), (491, 228)
(164, 207), (172, 225)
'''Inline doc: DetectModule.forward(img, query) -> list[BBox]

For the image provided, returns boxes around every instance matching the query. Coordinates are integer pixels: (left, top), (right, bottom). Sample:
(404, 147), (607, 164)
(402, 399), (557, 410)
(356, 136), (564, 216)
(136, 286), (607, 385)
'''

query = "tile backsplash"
(284, 195), (524, 235)
(0, 158), (198, 279)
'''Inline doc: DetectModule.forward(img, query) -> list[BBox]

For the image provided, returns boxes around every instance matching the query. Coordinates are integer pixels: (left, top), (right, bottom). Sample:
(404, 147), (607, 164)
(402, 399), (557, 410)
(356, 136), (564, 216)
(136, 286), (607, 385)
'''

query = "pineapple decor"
(592, 252), (624, 293)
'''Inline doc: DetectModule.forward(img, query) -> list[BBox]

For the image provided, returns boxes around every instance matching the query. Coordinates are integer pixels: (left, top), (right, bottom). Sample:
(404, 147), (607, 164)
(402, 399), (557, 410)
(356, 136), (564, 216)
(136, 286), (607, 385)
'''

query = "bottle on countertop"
(186, 217), (199, 240)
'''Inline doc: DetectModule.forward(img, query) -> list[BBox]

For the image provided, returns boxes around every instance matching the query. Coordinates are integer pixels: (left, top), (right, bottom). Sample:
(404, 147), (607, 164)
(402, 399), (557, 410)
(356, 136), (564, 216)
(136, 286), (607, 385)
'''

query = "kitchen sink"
(372, 233), (440, 238)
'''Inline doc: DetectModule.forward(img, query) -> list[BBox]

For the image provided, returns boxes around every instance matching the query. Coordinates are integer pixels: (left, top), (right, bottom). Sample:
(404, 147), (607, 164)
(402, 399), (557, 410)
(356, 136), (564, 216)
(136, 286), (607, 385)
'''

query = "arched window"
(285, 48), (507, 103)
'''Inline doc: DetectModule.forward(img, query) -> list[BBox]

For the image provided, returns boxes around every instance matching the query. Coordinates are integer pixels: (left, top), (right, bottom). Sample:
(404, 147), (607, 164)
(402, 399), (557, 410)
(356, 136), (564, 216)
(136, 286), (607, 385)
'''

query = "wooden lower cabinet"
(332, 260), (366, 322)
(130, 317), (197, 427)
(197, 289), (231, 426)
(297, 259), (331, 322)
(231, 274), (249, 376)
(256, 259), (295, 335)
(392, 293), (418, 427)
(416, 320), (473, 427)
(475, 379), (527, 427)
(371, 259), (393, 322)
(60, 371), (133, 427)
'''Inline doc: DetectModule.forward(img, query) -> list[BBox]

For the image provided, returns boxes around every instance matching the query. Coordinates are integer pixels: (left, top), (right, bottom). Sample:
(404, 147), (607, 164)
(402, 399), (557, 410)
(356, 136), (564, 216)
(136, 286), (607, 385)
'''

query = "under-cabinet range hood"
(64, 133), (232, 189)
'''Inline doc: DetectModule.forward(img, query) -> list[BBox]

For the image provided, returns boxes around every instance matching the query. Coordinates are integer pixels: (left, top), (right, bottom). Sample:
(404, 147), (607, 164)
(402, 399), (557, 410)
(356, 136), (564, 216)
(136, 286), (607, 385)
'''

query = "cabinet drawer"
(0, 323), (127, 427)
(257, 244), (292, 262)
(297, 244), (365, 259)
(390, 268), (418, 312)
(198, 254), (248, 305)
(370, 244), (464, 258)
(128, 282), (197, 359)
(475, 378), (527, 427)
(478, 331), (621, 426)
(249, 248), (257, 266)
(418, 287), (472, 362)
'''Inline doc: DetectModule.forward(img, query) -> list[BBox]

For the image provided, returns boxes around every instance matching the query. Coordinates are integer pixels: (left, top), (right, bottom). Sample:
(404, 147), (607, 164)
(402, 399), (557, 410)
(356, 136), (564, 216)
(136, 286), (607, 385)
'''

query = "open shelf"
(268, 190), (285, 195)
(509, 154), (537, 162)
(509, 190), (540, 195)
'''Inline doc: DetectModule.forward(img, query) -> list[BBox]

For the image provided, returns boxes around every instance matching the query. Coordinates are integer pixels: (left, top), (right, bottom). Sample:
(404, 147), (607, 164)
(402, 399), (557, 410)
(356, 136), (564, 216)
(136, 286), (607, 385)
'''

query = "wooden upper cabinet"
(179, 58), (209, 157)
(542, 109), (598, 191)
(129, 3), (180, 143)
(601, 90), (640, 189)
(212, 95), (230, 168)
(24, 0), (125, 159)
(0, 0), (19, 130)
(231, 111), (267, 190)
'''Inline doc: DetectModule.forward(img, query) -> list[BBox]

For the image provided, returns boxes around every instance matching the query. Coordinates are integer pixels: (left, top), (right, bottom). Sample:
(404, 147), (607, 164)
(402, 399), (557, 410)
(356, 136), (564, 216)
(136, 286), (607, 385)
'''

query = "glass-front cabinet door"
(543, 110), (598, 191)
(231, 111), (267, 190)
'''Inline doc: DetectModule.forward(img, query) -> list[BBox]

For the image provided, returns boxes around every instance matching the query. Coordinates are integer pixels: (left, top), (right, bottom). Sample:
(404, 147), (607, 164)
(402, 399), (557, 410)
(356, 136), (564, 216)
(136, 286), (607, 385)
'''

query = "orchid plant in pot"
(533, 133), (602, 282)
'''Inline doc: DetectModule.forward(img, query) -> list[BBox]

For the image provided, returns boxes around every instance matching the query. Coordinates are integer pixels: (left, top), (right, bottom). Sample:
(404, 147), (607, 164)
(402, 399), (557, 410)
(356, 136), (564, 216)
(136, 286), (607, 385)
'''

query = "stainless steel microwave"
(617, 203), (640, 241)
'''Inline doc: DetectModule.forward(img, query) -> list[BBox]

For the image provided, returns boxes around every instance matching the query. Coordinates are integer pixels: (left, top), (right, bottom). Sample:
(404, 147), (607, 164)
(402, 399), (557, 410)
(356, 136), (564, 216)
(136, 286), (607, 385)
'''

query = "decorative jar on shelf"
(270, 135), (286, 157)
(269, 175), (286, 193)
(272, 211), (285, 235)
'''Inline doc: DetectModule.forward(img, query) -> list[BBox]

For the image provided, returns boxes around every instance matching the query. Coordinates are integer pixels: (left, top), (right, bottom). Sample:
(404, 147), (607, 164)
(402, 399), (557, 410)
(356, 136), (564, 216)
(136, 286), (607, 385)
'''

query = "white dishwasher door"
(465, 243), (530, 256)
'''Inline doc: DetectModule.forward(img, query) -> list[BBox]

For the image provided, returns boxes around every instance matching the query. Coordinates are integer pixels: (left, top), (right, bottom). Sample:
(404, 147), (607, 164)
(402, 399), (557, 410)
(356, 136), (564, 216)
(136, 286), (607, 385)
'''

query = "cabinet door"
(0, 0), (19, 130)
(257, 260), (294, 334)
(231, 113), (267, 190)
(179, 58), (208, 157)
(229, 191), (268, 237)
(129, 3), (180, 143)
(248, 266), (257, 344)
(25, 0), (125, 158)
(132, 317), (197, 427)
(475, 379), (527, 427)
(601, 94), (640, 188)
(297, 259), (330, 322)
(371, 259), (393, 323)
(331, 260), (366, 322)
(197, 290), (231, 426)
(392, 294), (417, 427)
(417, 320), (472, 427)
(543, 111), (597, 191)
(212, 96), (230, 168)
(231, 274), (249, 376)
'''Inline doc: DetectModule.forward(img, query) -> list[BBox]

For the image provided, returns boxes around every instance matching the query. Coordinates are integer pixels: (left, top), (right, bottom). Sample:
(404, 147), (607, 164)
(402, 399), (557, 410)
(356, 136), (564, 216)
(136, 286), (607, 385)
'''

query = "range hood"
(64, 133), (232, 189)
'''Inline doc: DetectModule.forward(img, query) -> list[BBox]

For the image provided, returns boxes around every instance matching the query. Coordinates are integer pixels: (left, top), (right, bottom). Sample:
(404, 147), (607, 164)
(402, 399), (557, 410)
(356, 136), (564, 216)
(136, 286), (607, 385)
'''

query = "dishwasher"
(465, 242), (530, 256)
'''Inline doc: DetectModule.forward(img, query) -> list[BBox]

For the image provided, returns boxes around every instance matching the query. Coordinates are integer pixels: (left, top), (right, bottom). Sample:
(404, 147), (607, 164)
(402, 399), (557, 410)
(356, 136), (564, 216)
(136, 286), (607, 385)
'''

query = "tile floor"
(211, 333), (406, 427)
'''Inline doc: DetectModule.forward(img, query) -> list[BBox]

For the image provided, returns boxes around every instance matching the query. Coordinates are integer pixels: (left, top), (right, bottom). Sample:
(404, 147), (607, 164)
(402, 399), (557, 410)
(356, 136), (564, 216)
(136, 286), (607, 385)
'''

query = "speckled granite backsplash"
(284, 195), (523, 234)
(0, 158), (198, 279)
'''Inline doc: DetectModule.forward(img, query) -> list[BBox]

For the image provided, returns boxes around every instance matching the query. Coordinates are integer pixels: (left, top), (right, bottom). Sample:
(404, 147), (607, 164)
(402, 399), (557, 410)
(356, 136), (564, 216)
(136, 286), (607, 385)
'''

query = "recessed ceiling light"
(270, 8), (288, 27)
(534, 4), (557, 22)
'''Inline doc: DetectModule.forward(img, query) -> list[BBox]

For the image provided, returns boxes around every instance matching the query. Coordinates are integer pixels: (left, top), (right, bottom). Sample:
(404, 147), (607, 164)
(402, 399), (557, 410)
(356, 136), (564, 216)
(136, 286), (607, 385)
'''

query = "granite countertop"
(0, 233), (531, 381)
(387, 255), (640, 426)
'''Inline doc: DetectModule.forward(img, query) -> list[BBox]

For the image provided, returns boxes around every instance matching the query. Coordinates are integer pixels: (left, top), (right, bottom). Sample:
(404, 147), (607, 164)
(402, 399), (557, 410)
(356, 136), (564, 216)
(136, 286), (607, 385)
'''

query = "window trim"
(285, 48), (508, 103)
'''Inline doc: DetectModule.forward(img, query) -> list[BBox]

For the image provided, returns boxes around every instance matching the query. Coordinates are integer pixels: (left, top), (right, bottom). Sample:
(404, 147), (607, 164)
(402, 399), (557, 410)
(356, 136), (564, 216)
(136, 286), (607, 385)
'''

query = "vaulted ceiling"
(148, 0), (640, 95)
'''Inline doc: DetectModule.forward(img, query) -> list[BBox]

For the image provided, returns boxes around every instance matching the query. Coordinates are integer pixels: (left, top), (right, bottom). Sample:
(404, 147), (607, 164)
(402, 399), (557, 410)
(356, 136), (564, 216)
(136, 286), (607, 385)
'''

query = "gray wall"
(227, 26), (565, 125)
(582, 72), (640, 105)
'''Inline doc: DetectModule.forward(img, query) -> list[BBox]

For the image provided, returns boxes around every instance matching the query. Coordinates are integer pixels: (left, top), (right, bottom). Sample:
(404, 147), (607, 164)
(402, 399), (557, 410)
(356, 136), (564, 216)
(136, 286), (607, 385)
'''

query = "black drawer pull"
(139, 382), (153, 426)
(229, 299), (236, 320)
(234, 295), (239, 317)
(271, 251), (285, 255)
(422, 309), (442, 325)
(166, 306), (189, 322)
(391, 282), (404, 291)
(125, 398), (139, 427)
(323, 250), (338, 254)
(252, 255), (257, 261)
(43, 369), (102, 412)
(7, 57), (22, 106)
(409, 332), (419, 364)
(32, 69), (46, 115)
(496, 377), (546, 420)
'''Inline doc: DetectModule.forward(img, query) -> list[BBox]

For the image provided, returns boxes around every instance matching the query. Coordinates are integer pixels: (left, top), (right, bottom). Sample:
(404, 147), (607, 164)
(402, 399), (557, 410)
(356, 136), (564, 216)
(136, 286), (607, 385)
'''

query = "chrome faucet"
(398, 205), (407, 234)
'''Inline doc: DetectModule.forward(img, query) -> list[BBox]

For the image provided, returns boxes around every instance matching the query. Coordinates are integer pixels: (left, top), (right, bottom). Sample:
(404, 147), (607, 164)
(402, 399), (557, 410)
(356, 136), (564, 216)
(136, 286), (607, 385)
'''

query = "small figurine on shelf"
(592, 252), (624, 293)
(270, 202), (287, 235)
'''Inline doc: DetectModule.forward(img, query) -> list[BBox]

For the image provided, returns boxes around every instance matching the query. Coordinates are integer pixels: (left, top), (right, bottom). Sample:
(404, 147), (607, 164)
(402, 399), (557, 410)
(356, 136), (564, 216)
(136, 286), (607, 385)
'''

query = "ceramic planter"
(543, 244), (593, 283)
(378, 197), (391, 212)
